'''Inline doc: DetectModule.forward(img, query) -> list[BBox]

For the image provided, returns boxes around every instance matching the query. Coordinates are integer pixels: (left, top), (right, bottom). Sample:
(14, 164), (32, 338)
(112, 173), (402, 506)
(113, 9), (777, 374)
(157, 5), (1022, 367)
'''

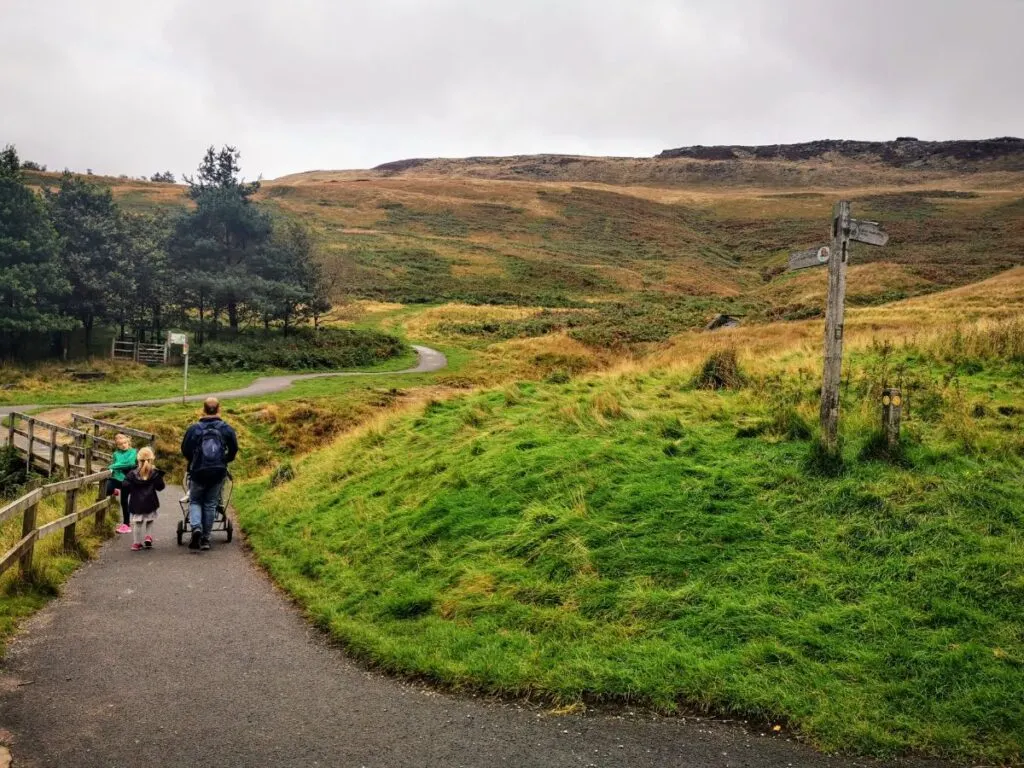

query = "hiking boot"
(188, 530), (201, 550)
(199, 537), (211, 551)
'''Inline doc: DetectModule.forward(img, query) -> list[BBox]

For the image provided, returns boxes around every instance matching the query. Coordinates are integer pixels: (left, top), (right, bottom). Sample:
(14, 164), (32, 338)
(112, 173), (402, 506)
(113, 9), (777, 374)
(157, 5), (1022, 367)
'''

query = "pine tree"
(114, 211), (170, 342)
(46, 173), (123, 352)
(0, 146), (72, 356)
(173, 146), (269, 338)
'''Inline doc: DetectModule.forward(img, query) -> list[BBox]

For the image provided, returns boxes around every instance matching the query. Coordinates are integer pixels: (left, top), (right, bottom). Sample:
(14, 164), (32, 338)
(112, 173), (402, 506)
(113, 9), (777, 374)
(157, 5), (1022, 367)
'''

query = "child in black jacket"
(122, 447), (165, 551)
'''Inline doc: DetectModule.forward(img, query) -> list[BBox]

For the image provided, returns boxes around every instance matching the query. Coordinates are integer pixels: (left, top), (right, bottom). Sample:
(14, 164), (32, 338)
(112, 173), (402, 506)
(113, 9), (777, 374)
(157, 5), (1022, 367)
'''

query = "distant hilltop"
(275, 137), (1024, 188)
(656, 137), (1024, 168)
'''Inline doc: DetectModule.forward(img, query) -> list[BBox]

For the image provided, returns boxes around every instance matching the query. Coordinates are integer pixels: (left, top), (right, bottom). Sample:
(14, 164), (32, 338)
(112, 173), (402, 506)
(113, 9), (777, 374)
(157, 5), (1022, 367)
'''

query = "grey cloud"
(1, 0), (1021, 179)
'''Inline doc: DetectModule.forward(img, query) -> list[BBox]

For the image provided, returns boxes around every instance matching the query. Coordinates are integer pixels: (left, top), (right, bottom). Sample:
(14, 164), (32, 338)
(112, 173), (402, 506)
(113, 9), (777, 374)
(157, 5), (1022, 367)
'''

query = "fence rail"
(0, 469), (113, 580)
(71, 414), (155, 445)
(4, 413), (113, 477)
(112, 339), (168, 365)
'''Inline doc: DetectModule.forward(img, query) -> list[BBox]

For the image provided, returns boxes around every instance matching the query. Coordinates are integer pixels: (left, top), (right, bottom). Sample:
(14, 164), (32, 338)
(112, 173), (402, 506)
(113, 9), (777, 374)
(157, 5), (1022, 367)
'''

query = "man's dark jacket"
(181, 416), (239, 482)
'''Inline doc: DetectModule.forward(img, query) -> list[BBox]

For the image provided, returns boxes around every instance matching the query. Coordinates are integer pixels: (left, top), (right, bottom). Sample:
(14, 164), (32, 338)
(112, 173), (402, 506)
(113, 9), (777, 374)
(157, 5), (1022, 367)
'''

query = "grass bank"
(235, 341), (1024, 761)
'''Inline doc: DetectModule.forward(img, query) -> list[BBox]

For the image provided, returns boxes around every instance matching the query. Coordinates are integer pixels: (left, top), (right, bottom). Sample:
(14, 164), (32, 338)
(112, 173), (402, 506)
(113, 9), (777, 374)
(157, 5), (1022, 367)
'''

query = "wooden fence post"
(820, 200), (851, 453)
(95, 495), (111, 533)
(63, 489), (78, 552)
(882, 388), (903, 449)
(62, 444), (71, 476)
(48, 426), (57, 475)
(25, 417), (35, 473)
(19, 500), (38, 576)
(84, 438), (93, 476)
(6, 414), (13, 448)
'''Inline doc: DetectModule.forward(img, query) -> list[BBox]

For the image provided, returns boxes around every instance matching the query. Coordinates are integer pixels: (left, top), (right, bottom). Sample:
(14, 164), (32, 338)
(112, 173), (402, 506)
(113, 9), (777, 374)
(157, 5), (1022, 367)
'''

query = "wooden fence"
(3, 413), (114, 477)
(70, 413), (156, 446)
(0, 469), (113, 581)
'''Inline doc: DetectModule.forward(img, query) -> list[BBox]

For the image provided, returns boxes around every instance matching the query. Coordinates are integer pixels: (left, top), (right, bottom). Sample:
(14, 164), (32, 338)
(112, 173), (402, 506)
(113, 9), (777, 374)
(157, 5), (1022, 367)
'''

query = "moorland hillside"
(41, 138), (1021, 347)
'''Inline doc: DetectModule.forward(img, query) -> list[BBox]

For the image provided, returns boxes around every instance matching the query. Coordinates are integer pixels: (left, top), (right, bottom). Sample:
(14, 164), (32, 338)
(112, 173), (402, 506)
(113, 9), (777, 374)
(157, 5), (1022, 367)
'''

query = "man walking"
(181, 397), (238, 551)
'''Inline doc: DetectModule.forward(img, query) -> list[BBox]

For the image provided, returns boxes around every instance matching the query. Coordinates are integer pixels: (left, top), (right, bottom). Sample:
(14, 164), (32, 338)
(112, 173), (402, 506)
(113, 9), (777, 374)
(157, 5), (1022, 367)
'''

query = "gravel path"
(0, 344), (447, 416)
(0, 486), (944, 768)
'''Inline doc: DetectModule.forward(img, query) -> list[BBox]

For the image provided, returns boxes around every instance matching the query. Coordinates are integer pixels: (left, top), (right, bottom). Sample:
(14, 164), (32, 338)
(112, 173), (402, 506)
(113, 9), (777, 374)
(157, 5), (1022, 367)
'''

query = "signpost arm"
(820, 200), (851, 452)
(182, 350), (189, 406)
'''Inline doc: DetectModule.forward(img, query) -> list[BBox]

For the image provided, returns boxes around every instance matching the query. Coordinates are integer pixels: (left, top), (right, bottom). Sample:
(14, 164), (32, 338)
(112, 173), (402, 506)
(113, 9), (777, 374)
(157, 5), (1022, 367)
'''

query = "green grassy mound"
(236, 359), (1024, 761)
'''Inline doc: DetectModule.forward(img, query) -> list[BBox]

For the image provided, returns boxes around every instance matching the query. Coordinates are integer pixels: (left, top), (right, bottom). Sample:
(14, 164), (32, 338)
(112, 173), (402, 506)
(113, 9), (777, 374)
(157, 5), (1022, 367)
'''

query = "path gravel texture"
(0, 486), (946, 768)
(0, 344), (447, 417)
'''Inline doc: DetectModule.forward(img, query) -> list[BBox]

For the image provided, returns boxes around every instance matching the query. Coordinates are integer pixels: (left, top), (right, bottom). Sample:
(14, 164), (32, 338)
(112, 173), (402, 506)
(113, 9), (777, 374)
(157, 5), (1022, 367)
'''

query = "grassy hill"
(27, 139), (1023, 348)
(235, 271), (1024, 761)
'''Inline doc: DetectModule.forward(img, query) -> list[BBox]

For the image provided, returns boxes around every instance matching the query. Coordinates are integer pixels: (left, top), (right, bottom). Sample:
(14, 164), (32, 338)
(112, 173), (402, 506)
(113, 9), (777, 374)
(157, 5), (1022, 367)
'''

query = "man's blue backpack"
(193, 422), (227, 477)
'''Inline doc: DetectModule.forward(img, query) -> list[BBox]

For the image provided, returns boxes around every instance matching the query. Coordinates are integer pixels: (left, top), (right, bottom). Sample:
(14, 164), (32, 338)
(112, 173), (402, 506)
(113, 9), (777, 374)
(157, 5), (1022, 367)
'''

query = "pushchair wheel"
(226, 520), (233, 543)
(176, 520), (184, 546)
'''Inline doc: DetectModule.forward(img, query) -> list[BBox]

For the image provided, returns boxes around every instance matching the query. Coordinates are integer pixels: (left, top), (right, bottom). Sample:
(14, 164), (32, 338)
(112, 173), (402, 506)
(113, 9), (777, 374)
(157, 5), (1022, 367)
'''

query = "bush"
(0, 445), (30, 496)
(269, 462), (295, 487)
(189, 328), (405, 372)
(693, 349), (745, 390)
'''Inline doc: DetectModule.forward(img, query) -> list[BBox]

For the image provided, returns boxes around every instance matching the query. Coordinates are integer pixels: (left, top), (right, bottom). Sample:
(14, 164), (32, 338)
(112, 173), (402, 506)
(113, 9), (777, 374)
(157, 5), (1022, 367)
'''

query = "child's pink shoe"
(130, 543), (142, 551)
(144, 536), (153, 549)
(116, 524), (132, 534)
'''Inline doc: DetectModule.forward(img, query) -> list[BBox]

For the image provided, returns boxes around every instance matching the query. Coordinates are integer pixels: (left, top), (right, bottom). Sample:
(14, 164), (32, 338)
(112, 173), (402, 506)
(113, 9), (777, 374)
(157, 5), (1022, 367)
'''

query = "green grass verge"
(234, 359), (1024, 762)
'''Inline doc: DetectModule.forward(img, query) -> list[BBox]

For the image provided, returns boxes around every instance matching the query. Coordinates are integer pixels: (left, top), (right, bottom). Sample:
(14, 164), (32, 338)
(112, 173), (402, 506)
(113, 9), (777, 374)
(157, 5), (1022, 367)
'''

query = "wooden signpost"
(881, 387), (903, 449)
(789, 201), (889, 452)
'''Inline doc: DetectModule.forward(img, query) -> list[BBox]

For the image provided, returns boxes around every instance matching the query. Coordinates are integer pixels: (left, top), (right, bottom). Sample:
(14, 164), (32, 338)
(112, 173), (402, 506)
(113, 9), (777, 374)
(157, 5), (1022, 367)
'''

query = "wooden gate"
(111, 339), (168, 365)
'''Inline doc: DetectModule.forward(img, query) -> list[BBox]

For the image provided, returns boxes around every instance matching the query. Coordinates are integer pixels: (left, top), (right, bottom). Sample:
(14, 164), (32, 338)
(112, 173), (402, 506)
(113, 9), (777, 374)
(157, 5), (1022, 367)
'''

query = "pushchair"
(176, 472), (234, 545)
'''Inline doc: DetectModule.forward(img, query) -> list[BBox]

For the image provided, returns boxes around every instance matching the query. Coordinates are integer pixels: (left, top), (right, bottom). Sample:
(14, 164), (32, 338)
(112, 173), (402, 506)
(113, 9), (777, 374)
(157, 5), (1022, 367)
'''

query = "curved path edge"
(0, 344), (446, 415)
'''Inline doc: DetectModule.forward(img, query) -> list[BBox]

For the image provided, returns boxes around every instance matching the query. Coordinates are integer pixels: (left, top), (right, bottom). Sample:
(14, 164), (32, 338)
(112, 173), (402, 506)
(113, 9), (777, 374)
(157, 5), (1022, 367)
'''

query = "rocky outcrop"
(656, 137), (1024, 169)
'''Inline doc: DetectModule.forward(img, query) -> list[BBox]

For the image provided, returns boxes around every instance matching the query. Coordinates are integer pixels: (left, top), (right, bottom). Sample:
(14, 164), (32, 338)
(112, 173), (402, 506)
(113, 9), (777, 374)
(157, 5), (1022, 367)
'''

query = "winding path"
(0, 344), (447, 416)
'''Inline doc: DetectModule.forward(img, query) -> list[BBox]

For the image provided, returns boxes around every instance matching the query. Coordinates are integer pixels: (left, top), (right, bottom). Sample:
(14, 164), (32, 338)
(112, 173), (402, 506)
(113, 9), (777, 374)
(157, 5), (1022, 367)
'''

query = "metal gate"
(111, 339), (168, 365)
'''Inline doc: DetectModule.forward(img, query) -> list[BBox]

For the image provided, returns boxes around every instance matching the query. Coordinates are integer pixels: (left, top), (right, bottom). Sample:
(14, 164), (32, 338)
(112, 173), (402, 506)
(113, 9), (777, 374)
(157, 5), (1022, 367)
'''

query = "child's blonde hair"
(137, 446), (156, 480)
(114, 433), (131, 449)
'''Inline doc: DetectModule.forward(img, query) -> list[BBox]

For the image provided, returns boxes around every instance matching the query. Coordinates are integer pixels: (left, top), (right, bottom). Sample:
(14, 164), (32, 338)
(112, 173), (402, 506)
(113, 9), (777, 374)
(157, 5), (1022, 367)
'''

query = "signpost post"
(881, 387), (902, 449)
(182, 341), (189, 406)
(788, 201), (889, 453)
(168, 332), (189, 406)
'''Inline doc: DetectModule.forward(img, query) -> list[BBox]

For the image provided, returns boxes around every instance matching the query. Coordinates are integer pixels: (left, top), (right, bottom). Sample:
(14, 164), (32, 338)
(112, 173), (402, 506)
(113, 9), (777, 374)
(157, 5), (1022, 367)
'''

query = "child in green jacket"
(107, 434), (137, 534)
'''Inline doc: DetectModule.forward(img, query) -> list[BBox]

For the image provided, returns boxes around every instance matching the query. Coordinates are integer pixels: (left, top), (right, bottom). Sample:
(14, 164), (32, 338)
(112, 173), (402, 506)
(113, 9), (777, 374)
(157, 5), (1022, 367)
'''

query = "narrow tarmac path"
(0, 487), (943, 768)
(0, 344), (447, 417)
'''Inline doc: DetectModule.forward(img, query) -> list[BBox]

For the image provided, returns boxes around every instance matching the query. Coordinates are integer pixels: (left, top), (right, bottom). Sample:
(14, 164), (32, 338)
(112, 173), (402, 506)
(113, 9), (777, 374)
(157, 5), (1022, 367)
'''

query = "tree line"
(0, 144), (329, 358)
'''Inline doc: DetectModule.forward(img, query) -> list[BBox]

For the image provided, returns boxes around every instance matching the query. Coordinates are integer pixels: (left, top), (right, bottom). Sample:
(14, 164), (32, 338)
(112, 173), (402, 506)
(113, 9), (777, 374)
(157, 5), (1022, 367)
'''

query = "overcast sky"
(2, 0), (1022, 180)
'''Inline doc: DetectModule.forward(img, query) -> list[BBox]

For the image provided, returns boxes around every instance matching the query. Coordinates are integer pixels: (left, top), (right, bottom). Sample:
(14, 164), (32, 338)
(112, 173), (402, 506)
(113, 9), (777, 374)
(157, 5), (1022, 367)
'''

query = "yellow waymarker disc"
(882, 395), (891, 406)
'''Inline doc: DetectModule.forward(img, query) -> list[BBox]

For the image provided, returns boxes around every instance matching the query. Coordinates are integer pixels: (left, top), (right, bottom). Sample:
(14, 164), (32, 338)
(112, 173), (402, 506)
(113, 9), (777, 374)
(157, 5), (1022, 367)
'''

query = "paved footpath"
(0, 345), (448, 417)
(0, 486), (944, 768)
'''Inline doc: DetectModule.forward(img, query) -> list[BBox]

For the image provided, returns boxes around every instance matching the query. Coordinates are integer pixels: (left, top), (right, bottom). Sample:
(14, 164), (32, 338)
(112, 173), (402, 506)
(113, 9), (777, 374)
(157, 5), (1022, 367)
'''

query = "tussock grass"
(693, 349), (745, 390)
